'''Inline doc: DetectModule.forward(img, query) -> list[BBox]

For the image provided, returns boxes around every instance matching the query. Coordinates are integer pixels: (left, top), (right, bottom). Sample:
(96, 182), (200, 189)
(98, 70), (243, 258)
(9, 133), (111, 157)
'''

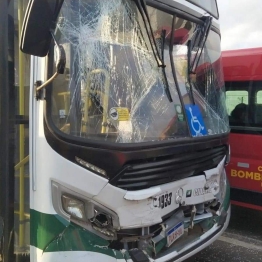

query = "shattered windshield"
(173, 28), (229, 136)
(49, 0), (229, 144)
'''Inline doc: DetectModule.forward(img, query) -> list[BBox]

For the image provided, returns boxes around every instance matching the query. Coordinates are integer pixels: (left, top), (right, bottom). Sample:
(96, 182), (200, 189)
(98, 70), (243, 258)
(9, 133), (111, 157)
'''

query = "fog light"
(62, 194), (86, 221)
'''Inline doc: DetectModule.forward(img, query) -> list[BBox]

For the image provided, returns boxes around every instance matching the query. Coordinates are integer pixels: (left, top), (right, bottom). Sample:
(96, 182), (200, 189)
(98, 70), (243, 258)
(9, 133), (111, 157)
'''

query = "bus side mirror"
(20, 0), (64, 57)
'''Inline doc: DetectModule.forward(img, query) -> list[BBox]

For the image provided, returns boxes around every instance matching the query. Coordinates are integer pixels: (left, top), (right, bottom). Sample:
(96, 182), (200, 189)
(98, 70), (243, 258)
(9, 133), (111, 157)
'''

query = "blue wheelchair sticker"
(185, 104), (207, 137)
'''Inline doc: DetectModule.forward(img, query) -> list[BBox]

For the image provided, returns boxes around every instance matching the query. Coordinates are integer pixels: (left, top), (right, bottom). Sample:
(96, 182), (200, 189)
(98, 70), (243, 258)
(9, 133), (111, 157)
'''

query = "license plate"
(167, 222), (184, 247)
(153, 192), (173, 209)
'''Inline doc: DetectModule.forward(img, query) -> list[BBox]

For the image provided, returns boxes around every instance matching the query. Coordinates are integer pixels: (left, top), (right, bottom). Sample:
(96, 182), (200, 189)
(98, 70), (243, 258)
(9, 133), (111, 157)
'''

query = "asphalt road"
(185, 205), (262, 262)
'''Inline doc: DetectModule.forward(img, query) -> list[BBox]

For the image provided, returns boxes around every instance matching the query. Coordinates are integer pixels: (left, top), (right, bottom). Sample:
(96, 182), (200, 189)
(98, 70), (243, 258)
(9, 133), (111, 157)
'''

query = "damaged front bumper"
(152, 204), (231, 262)
(46, 157), (230, 262)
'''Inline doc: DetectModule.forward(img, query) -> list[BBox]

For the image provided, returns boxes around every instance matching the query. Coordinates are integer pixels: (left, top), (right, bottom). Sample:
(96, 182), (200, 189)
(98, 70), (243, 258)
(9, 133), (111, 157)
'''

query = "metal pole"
(0, 0), (15, 260)
(18, 0), (25, 248)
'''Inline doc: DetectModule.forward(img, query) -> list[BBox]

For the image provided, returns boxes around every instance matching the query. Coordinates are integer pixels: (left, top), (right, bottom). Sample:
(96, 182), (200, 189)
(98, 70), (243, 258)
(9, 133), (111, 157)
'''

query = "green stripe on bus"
(30, 209), (68, 250)
(30, 209), (124, 259)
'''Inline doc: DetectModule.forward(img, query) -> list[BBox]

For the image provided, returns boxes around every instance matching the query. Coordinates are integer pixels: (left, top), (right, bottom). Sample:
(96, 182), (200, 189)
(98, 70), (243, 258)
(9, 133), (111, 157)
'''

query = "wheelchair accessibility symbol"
(185, 105), (207, 137)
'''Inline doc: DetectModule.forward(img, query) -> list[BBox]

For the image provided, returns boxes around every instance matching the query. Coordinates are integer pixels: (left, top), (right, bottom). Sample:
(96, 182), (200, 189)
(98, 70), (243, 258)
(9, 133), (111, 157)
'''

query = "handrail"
(14, 211), (30, 219)
(18, 0), (25, 248)
(14, 155), (29, 171)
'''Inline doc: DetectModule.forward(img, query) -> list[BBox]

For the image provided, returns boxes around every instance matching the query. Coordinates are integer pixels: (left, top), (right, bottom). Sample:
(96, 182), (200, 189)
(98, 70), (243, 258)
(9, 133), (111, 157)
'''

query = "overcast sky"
(217, 0), (262, 50)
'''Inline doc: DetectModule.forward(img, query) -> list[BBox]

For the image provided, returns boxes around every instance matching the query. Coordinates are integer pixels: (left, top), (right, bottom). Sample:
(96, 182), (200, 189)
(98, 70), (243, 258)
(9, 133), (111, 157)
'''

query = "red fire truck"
(223, 47), (262, 211)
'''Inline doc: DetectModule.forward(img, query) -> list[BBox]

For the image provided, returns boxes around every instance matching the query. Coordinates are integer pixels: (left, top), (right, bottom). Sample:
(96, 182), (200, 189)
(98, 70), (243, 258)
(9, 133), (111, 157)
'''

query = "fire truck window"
(255, 91), (262, 124)
(257, 90), (262, 103)
(225, 81), (262, 133)
(226, 90), (248, 115)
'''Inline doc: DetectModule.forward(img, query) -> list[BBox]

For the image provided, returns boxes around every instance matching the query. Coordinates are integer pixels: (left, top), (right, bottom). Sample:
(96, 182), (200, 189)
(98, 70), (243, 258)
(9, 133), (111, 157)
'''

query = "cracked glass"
(49, 0), (229, 143)
(173, 26), (229, 136)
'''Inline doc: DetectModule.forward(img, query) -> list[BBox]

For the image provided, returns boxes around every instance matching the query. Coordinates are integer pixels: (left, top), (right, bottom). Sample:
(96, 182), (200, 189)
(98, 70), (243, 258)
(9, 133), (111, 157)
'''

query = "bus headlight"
(62, 194), (86, 221)
(51, 181), (120, 240)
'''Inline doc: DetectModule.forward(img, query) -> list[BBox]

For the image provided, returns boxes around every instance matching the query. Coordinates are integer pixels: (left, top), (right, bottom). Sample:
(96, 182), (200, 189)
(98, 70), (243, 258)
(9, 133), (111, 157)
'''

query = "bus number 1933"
(153, 192), (173, 209)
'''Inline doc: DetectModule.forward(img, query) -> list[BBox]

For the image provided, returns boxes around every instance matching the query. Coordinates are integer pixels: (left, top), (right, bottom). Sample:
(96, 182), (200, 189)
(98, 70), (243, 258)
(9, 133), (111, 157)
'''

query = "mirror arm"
(36, 72), (59, 93)
(51, 31), (66, 74)
(35, 31), (66, 99)
(35, 72), (59, 100)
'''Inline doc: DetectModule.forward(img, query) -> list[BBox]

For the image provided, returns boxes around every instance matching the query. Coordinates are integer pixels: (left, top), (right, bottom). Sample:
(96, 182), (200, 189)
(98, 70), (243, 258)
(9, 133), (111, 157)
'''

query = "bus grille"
(111, 146), (227, 191)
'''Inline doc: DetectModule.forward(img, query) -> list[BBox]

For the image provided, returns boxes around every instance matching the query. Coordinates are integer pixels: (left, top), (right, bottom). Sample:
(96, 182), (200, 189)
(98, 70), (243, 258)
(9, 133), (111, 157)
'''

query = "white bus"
(0, 0), (230, 261)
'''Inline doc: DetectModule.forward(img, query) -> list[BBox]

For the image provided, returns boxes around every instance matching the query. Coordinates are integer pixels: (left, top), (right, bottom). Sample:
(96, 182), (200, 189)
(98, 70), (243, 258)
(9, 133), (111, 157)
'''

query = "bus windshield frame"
(45, 0), (229, 147)
(187, 0), (219, 18)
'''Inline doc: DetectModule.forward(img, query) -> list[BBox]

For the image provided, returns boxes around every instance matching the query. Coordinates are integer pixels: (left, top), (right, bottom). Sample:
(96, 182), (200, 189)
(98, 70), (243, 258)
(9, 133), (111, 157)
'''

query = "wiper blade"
(187, 39), (195, 104)
(132, 0), (172, 102)
(189, 15), (212, 73)
(160, 29), (173, 102)
(132, 0), (164, 68)
(187, 16), (212, 104)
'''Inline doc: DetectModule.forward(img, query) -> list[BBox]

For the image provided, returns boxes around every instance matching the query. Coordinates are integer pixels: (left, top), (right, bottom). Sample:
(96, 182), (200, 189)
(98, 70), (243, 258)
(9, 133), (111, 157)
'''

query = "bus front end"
(22, 0), (230, 261)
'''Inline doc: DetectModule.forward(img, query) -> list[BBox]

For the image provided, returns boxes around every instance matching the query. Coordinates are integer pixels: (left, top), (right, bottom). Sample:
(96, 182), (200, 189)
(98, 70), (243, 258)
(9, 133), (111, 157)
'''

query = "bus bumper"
(154, 204), (231, 262)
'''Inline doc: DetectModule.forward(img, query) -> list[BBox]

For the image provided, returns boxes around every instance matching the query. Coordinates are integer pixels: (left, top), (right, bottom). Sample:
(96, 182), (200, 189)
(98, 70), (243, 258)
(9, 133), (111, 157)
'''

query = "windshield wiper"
(132, 0), (164, 67)
(188, 15), (212, 74)
(187, 16), (212, 104)
(132, 0), (172, 102)
(160, 29), (173, 102)
(187, 39), (195, 104)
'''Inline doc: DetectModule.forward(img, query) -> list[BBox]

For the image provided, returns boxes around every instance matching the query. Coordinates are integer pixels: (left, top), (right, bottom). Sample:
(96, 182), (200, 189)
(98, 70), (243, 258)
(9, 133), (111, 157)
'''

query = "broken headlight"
(62, 194), (86, 221)
(52, 181), (120, 240)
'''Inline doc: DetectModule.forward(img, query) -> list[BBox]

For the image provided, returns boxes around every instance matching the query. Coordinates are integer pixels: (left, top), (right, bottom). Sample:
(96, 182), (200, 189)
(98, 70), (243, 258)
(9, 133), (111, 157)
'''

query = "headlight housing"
(62, 194), (86, 221)
(51, 181), (119, 240)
